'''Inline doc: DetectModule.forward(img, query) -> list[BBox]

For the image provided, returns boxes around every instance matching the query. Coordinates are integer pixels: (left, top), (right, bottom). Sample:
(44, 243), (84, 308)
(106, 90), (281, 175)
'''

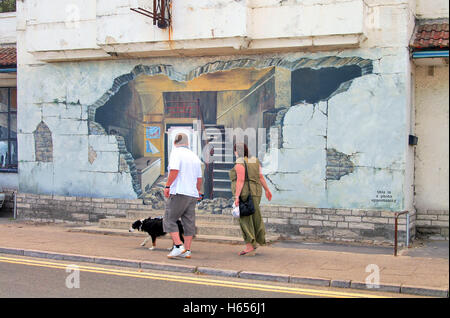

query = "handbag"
(238, 161), (255, 217)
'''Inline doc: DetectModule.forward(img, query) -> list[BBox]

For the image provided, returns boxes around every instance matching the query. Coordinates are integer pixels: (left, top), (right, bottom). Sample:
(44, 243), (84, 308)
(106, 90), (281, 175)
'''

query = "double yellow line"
(0, 255), (387, 298)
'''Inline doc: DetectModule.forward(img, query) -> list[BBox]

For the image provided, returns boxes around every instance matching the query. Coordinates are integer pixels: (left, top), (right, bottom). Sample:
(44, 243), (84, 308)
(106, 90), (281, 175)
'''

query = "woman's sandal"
(238, 248), (256, 256)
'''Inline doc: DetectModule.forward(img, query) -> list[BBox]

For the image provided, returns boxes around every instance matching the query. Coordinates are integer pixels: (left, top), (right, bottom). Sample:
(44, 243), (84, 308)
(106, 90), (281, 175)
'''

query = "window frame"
(0, 86), (17, 172)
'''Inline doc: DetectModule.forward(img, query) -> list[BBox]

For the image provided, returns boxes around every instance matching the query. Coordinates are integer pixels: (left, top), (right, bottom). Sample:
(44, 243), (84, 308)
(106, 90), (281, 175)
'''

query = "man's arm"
(164, 169), (179, 198)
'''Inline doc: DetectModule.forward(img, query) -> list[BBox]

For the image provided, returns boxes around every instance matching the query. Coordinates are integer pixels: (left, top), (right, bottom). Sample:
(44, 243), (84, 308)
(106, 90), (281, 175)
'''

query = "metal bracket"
(130, 0), (171, 29)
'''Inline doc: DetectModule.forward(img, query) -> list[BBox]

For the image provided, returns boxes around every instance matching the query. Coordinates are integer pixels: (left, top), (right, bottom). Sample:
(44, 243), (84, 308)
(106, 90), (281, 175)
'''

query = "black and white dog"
(129, 217), (184, 250)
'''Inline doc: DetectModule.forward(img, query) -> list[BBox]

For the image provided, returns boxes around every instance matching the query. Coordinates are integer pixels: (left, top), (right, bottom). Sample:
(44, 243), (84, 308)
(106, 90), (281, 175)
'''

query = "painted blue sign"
(146, 126), (161, 139)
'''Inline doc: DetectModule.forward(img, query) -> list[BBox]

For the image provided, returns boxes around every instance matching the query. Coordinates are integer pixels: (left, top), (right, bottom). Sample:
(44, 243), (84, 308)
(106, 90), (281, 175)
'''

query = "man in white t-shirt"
(163, 132), (202, 259)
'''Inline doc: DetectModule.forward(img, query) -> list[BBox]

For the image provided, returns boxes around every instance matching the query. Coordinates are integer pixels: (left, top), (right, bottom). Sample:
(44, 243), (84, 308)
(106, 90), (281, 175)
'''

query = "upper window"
(0, 87), (17, 171)
(0, 0), (16, 13)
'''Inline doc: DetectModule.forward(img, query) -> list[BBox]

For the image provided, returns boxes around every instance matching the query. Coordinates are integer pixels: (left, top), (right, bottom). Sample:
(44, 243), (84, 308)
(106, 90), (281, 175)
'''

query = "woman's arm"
(234, 164), (245, 206)
(259, 165), (272, 201)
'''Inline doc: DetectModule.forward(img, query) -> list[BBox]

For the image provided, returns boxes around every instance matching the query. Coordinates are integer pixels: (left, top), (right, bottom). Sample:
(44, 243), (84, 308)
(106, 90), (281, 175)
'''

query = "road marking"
(0, 255), (387, 298)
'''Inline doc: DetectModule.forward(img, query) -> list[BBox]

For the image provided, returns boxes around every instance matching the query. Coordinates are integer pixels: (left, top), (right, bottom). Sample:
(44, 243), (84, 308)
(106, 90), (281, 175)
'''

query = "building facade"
(1, 0), (448, 243)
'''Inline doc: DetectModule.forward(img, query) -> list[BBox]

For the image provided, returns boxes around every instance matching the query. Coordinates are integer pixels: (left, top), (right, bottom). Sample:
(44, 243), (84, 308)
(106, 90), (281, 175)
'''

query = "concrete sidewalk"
(0, 220), (448, 297)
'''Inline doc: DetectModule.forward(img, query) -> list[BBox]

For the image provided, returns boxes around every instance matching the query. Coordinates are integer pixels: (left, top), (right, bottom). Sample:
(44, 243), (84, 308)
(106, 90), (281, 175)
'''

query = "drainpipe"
(406, 213), (410, 248)
(13, 191), (17, 220)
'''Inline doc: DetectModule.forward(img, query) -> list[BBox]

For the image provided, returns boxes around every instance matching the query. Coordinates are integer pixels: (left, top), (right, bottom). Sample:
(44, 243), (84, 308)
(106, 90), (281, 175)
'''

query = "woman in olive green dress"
(229, 143), (272, 256)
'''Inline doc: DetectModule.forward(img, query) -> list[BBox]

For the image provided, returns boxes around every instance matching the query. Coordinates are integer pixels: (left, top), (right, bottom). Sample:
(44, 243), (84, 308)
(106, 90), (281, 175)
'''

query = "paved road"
(0, 259), (303, 298)
(0, 255), (407, 301)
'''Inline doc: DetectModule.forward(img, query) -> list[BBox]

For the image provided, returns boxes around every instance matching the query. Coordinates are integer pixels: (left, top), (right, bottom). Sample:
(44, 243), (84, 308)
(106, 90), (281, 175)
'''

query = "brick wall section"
(260, 205), (416, 245)
(15, 192), (145, 224)
(416, 210), (449, 239)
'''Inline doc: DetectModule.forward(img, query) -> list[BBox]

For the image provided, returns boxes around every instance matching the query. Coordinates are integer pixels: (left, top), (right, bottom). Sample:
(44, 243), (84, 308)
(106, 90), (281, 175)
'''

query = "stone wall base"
(416, 210), (449, 240)
(261, 206), (416, 246)
(14, 192), (423, 245)
(15, 192), (144, 224)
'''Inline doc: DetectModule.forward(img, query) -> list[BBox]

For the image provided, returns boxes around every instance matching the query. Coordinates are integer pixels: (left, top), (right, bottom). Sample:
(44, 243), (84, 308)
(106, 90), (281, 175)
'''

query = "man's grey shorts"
(163, 194), (197, 236)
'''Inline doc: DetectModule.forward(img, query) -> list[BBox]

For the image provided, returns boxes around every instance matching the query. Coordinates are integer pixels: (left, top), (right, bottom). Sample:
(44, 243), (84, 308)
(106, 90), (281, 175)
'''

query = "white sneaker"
(179, 250), (191, 259)
(167, 245), (185, 258)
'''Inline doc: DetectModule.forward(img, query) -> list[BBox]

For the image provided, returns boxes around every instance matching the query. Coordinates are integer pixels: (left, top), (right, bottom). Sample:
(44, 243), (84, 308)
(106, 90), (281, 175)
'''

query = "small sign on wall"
(146, 126), (161, 139)
(371, 190), (396, 204)
(145, 126), (162, 154)
(146, 140), (160, 154)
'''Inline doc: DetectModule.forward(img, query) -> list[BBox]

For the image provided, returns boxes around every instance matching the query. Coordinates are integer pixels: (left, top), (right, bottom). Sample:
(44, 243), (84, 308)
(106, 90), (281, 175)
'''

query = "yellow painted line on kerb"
(0, 256), (387, 298)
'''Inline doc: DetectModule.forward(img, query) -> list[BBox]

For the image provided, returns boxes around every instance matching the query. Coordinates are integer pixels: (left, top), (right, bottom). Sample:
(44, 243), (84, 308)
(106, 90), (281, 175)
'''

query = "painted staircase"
(204, 124), (234, 199)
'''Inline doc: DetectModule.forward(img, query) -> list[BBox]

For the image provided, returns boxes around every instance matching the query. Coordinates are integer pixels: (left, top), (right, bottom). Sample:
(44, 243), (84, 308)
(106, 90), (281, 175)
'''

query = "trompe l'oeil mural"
(85, 55), (403, 211)
(22, 54), (405, 211)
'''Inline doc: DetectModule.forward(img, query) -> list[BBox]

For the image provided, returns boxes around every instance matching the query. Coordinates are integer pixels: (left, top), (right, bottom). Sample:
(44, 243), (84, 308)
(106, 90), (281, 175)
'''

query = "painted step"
(212, 169), (231, 179)
(214, 162), (235, 170)
(198, 222), (243, 237)
(68, 226), (279, 244)
(123, 208), (230, 217)
(100, 218), (243, 237)
(126, 210), (239, 225)
(212, 187), (232, 192)
(213, 189), (233, 198)
(68, 226), (245, 244)
(212, 187), (233, 198)
(213, 154), (234, 161)
(100, 218), (134, 229)
(210, 145), (234, 152)
(213, 178), (231, 185)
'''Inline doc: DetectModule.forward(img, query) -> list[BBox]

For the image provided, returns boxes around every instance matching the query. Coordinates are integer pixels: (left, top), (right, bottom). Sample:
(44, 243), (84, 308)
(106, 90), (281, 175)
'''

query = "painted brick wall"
(34, 121), (53, 162)
(326, 148), (355, 181)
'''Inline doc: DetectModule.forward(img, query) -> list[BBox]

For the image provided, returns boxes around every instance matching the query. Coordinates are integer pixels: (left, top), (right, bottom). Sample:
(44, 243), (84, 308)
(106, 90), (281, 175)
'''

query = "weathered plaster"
(261, 62), (407, 211)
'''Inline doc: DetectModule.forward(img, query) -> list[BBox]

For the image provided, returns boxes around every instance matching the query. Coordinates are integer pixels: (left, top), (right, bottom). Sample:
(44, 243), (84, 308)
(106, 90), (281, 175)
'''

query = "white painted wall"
(11, 0), (448, 62)
(362, 0), (417, 49)
(23, 0), (101, 52)
(249, 0), (364, 39)
(12, 0), (427, 63)
(0, 12), (16, 45)
(416, 0), (449, 19)
(0, 173), (18, 189)
(414, 65), (449, 213)
(20, 0), (368, 61)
